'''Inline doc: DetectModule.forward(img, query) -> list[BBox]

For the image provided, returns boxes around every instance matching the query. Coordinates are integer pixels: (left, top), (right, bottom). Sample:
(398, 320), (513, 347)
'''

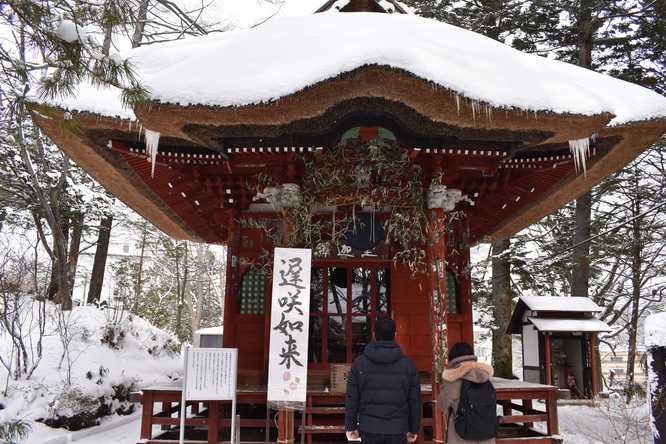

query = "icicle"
(471, 100), (479, 124)
(454, 93), (461, 115)
(568, 137), (590, 177)
(144, 128), (161, 178)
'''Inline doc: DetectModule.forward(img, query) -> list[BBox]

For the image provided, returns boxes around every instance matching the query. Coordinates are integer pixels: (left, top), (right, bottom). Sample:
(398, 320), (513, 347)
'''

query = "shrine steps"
(298, 400), (346, 444)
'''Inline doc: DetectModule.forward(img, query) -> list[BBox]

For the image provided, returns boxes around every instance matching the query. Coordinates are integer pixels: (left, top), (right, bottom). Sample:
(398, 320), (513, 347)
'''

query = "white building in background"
(194, 326), (225, 348)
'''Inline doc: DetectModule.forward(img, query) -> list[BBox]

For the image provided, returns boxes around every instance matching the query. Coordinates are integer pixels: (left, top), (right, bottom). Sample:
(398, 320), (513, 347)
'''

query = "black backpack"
(452, 379), (501, 441)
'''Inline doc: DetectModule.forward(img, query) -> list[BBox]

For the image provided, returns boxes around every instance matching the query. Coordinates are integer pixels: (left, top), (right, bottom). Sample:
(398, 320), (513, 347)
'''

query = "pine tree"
(402, 0), (528, 42)
(405, 1), (666, 388)
(510, 1), (666, 393)
(491, 239), (513, 378)
(1, 0), (237, 311)
(1, 1), (149, 109)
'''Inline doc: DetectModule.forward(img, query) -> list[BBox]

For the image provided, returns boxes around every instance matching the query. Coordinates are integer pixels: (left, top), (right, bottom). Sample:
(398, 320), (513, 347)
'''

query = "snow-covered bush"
(566, 396), (653, 443)
(0, 303), (183, 430)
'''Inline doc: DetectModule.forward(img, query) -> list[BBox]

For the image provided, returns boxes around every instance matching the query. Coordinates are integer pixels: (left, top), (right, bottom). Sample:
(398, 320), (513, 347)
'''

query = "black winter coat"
(344, 340), (422, 435)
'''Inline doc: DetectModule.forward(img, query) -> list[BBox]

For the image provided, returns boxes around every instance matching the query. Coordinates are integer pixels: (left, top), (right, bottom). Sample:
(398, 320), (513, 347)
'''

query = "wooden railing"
(129, 375), (566, 444)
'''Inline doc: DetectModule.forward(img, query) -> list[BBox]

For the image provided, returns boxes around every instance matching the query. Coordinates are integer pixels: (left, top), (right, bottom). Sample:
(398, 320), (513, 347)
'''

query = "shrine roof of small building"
(527, 317), (612, 333)
(519, 296), (603, 313)
(506, 296), (607, 334)
(314, 0), (412, 14)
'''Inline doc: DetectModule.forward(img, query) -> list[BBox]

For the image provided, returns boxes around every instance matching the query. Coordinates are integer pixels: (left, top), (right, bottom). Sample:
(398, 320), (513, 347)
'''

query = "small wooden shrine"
(506, 296), (612, 398)
(31, 0), (666, 443)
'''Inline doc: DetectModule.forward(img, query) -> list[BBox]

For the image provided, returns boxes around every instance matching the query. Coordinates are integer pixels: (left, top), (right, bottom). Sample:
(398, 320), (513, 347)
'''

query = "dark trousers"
(360, 431), (407, 444)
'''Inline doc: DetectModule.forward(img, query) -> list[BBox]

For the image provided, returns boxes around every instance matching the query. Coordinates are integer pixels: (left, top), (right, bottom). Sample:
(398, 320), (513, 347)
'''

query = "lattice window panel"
(239, 269), (266, 314)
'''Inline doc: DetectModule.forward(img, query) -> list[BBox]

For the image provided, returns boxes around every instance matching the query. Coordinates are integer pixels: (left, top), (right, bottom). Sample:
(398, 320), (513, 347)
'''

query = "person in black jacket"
(345, 317), (421, 444)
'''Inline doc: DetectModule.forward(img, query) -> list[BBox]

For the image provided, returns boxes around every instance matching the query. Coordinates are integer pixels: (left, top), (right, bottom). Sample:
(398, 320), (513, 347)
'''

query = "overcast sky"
(211, 0), (318, 28)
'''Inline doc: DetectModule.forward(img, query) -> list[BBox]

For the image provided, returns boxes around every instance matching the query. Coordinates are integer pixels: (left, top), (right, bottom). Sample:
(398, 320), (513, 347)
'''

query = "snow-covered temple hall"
(32, 0), (666, 443)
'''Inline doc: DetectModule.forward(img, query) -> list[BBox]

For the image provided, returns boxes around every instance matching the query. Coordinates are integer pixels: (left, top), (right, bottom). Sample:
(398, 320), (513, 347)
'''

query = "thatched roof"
(32, 3), (666, 245)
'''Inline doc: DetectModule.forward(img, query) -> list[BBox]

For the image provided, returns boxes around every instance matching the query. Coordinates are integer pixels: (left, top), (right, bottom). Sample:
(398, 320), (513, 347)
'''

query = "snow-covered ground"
(0, 302), (183, 443)
(20, 396), (656, 444)
(22, 412), (142, 444)
(1, 302), (657, 444)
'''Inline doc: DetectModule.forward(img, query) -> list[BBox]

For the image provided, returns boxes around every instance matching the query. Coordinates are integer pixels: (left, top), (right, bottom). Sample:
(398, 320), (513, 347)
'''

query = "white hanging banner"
(267, 247), (312, 410)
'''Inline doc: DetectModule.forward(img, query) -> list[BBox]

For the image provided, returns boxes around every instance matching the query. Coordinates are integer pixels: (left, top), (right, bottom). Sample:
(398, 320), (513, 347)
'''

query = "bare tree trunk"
(577, 0), (594, 70)
(625, 190), (643, 401)
(46, 261), (59, 302)
(132, 222), (147, 314)
(572, 191), (591, 296)
(132, 0), (150, 47)
(102, 23), (113, 55)
(185, 244), (211, 340)
(67, 213), (84, 302)
(54, 227), (73, 311)
(571, 0), (600, 395)
(177, 244), (188, 341)
(87, 216), (113, 305)
(491, 238), (513, 378)
(185, 247), (196, 339)
(21, 123), (73, 310)
(571, 0), (594, 299)
(46, 220), (69, 301)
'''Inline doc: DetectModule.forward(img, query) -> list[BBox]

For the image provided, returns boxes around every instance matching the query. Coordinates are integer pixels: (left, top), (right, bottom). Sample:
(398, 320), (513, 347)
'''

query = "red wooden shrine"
(32, 0), (666, 443)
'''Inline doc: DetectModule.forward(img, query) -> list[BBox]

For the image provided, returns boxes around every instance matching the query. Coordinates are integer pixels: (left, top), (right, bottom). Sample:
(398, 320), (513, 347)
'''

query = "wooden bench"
(493, 378), (565, 444)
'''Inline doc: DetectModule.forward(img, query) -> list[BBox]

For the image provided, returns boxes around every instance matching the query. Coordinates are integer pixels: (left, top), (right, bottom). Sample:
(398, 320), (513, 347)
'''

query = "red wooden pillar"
(222, 209), (239, 349)
(207, 401), (220, 443)
(544, 332), (552, 385)
(426, 208), (447, 443)
(277, 408), (295, 444)
(546, 390), (559, 435)
(140, 392), (154, 440)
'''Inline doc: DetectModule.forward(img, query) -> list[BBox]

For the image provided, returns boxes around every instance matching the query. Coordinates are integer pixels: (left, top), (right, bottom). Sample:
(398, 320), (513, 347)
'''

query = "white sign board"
(184, 348), (238, 400)
(180, 348), (238, 444)
(267, 247), (312, 410)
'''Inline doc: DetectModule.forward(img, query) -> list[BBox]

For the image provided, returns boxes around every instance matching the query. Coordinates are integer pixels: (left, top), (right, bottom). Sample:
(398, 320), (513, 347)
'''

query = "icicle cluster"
(569, 137), (590, 177)
(451, 92), (493, 123)
(144, 128), (161, 178)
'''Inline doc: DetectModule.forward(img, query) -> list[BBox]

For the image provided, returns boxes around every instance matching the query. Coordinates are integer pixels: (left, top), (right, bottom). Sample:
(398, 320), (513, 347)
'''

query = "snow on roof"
(528, 317), (612, 333)
(645, 312), (666, 348)
(52, 12), (666, 126)
(195, 326), (224, 335)
(520, 296), (603, 313)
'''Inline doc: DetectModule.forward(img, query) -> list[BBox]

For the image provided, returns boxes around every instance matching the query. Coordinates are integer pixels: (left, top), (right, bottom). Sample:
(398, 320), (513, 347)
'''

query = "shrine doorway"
(308, 263), (391, 368)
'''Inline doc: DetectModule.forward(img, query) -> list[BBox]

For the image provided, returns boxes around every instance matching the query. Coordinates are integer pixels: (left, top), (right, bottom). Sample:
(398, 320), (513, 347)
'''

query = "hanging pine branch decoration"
(244, 137), (466, 274)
